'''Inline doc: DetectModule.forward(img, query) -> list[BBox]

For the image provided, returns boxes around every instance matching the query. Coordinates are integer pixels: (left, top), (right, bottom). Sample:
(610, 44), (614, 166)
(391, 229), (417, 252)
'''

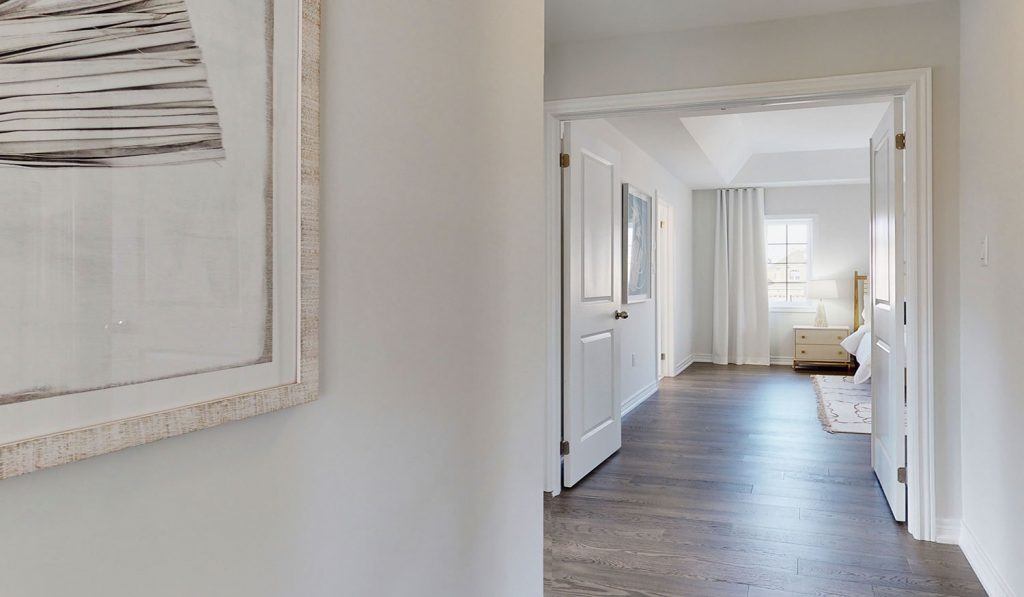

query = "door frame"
(543, 68), (938, 542)
(656, 196), (674, 380)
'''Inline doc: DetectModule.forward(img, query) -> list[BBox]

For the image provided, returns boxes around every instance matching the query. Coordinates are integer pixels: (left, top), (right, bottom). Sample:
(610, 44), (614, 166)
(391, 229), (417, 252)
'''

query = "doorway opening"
(545, 69), (938, 542)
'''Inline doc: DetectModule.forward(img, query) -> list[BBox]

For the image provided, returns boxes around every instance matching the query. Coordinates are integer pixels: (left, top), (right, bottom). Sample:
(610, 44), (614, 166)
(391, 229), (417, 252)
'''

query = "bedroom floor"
(544, 363), (983, 596)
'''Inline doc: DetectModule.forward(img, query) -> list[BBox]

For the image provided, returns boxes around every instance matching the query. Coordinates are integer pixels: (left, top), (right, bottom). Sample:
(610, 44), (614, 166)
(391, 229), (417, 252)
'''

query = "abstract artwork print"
(0, 0), (225, 168)
(0, 0), (278, 404)
(623, 184), (652, 303)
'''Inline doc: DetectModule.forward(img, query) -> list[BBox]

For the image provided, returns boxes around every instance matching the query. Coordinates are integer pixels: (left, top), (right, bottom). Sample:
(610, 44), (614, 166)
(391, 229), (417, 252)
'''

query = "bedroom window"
(766, 218), (813, 310)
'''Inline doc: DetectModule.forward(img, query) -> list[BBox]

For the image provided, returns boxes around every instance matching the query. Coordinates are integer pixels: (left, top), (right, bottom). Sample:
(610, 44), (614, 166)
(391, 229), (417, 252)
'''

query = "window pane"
(787, 264), (807, 282)
(767, 244), (788, 264)
(768, 283), (788, 301)
(768, 264), (788, 283)
(765, 223), (787, 244)
(787, 244), (807, 264)
(765, 219), (813, 306)
(787, 223), (809, 243)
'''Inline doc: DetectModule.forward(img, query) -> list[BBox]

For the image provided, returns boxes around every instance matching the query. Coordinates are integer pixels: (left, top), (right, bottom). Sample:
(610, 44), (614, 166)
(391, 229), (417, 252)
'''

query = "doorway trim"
(656, 196), (674, 380)
(543, 68), (938, 542)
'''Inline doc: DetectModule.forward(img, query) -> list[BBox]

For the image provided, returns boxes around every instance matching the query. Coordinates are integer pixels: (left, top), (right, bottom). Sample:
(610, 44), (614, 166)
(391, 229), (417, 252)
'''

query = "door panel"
(581, 152), (615, 301)
(580, 331), (615, 435)
(563, 122), (623, 487)
(873, 139), (892, 305)
(870, 100), (907, 522)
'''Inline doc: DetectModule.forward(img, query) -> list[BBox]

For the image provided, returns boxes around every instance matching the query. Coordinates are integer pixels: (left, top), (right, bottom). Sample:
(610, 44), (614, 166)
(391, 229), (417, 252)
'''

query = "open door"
(870, 100), (907, 521)
(562, 122), (623, 487)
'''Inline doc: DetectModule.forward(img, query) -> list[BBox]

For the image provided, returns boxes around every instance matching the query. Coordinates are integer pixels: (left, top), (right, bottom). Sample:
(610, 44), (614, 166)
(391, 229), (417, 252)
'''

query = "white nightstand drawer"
(795, 328), (848, 345)
(795, 344), (849, 362)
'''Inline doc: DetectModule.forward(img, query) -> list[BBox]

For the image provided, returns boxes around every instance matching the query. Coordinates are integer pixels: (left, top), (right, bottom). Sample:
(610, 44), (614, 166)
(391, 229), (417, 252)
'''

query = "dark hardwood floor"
(544, 363), (984, 597)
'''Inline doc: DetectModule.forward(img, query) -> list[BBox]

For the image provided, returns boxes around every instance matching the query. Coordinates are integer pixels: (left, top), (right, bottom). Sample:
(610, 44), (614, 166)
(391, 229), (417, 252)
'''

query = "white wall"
(765, 185), (870, 361)
(673, 181), (696, 371)
(959, 1), (1024, 594)
(692, 185), (870, 362)
(570, 119), (693, 407)
(0, 2), (547, 597)
(691, 190), (717, 359)
(546, 0), (963, 524)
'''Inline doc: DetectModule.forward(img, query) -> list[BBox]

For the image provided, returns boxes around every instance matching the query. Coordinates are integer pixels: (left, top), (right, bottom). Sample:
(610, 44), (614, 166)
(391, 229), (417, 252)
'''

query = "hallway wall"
(0, 2), (547, 596)
(959, 0), (1024, 594)
(546, 0), (963, 526)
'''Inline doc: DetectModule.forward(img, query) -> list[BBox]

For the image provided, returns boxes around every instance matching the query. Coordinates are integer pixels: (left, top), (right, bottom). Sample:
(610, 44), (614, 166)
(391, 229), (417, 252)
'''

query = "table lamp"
(807, 279), (839, 327)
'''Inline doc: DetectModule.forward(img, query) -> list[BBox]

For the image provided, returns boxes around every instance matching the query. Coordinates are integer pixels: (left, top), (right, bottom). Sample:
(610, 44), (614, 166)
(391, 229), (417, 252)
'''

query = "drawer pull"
(801, 350), (807, 354)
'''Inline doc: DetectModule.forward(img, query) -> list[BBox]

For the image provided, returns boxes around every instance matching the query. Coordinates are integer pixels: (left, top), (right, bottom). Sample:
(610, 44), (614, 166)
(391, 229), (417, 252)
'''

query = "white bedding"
(841, 324), (872, 384)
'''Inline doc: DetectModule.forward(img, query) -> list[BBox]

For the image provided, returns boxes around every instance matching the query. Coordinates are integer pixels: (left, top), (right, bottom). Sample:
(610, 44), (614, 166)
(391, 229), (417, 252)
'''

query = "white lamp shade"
(807, 279), (839, 300)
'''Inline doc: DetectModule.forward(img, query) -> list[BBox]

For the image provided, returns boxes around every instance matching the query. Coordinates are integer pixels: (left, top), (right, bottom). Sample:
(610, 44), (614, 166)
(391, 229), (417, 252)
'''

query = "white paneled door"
(562, 122), (623, 487)
(870, 100), (907, 522)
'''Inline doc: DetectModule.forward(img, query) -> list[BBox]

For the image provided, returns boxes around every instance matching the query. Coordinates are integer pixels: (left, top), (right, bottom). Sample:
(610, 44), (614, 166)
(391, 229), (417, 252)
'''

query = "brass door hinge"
(660, 353), (666, 361)
(560, 440), (570, 456)
(559, 153), (570, 168)
(895, 133), (906, 150)
(660, 220), (666, 229)
(897, 467), (907, 484)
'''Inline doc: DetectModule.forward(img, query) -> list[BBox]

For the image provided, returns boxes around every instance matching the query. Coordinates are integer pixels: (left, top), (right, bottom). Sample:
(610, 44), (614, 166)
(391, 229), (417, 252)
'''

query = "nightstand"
(793, 325), (851, 369)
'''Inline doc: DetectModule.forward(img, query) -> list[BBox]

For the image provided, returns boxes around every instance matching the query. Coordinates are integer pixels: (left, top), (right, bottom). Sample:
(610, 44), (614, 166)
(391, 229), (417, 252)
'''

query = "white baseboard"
(682, 354), (794, 367)
(960, 521), (1017, 597)
(672, 353), (712, 376)
(621, 380), (659, 416)
(934, 517), (961, 545)
(673, 354), (697, 375)
(690, 353), (771, 366)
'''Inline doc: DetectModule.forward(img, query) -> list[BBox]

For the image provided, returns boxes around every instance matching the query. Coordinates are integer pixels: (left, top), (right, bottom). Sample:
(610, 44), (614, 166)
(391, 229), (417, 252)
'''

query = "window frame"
(765, 216), (815, 313)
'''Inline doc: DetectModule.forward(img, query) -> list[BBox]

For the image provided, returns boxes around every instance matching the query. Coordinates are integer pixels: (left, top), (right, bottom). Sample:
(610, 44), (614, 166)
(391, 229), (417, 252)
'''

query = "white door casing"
(656, 198), (674, 379)
(545, 70), (935, 540)
(870, 99), (908, 522)
(562, 122), (623, 487)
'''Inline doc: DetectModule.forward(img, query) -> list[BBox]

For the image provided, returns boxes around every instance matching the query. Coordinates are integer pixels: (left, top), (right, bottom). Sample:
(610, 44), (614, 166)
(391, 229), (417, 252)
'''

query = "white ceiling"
(683, 103), (892, 155)
(607, 102), (890, 189)
(546, 0), (935, 45)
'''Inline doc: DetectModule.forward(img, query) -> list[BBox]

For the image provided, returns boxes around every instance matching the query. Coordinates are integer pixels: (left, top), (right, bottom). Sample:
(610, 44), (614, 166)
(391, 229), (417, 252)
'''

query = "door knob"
(615, 310), (629, 320)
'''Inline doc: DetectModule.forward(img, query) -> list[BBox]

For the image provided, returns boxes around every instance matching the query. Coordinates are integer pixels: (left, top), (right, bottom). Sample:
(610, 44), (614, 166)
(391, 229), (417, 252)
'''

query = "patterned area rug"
(812, 375), (871, 434)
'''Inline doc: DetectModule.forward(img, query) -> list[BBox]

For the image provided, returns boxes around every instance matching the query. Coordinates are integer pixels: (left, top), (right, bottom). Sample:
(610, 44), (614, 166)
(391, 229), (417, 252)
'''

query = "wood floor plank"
(796, 559), (987, 597)
(546, 560), (752, 597)
(545, 364), (984, 597)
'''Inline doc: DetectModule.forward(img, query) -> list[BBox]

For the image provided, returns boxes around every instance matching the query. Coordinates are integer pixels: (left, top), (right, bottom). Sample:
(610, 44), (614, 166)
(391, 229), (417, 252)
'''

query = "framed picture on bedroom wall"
(0, 0), (321, 480)
(622, 183), (654, 304)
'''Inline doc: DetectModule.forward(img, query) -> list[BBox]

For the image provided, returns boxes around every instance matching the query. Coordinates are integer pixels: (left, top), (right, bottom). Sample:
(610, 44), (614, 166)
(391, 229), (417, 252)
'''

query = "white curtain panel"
(712, 188), (771, 366)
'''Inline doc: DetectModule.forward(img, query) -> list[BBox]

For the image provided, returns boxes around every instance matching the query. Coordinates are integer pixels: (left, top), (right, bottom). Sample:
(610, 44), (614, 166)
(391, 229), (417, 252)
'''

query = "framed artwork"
(623, 183), (653, 304)
(0, 0), (321, 480)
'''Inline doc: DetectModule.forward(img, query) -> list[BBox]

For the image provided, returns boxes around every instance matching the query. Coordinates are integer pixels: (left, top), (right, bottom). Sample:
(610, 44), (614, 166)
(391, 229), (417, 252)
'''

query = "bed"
(841, 272), (872, 384)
